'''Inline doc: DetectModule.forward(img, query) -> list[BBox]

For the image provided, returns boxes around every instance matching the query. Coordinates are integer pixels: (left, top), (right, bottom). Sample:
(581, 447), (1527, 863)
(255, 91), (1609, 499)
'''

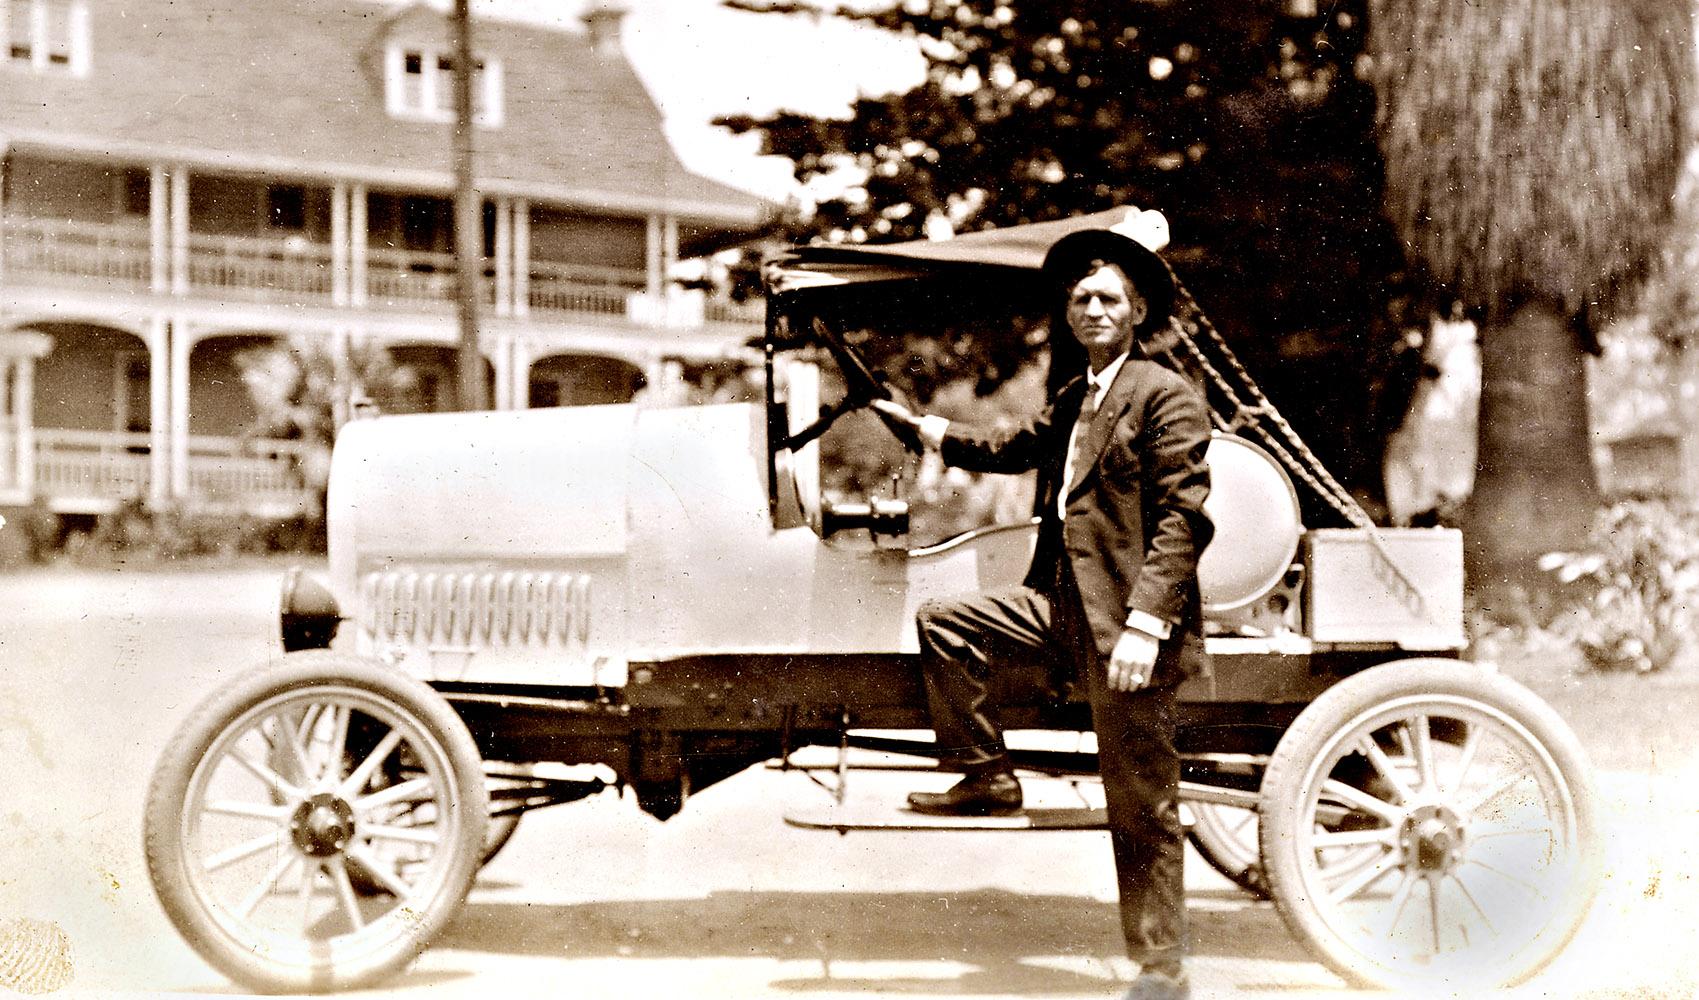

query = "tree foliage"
(1368, 0), (1692, 588)
(722, 0), (1418, 493)
(1370, 0), (1692, 327)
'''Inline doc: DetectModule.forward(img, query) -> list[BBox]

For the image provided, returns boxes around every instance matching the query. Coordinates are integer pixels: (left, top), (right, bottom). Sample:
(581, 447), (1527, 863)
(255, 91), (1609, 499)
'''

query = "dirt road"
(0, 564), (1694, 998)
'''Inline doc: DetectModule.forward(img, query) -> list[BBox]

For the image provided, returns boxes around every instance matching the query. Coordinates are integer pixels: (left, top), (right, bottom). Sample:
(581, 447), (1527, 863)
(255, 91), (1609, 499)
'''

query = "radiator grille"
(360, 570), (592, 649)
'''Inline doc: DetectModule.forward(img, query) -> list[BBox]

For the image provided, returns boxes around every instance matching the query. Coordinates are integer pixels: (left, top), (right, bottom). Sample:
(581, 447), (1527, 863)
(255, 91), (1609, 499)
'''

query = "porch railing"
(186, 232), (335, 303)
(185, 433), (318, 507)
(33, 428), (152, 502)
(33, 428), (317, 513)
(2, 215), (756, 328)
(704, 297), (767, 326)
(1, 217), (153, 289)
(526, 259), (644, 318)
(365, 245), (459, 309)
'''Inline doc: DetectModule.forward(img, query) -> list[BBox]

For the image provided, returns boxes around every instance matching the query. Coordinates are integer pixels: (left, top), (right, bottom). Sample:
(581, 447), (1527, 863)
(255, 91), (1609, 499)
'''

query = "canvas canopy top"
(762, 206), (1172, 296)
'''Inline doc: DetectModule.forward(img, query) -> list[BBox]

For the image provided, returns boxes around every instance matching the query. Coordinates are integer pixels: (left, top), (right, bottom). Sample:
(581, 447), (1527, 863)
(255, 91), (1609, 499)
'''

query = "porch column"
(0, 357), (11, 493)
(0, 151), (7, 289)
(169, 319), (191, 499)
(0, 332), (52, 503)
(510, 338), (531, 410)
(147, 315), (170, 506)
(149, 166), (169, 293)
(331, 182), (350, 307)
(14, 353), (34, 499)
(644, 214), (663, 298)
(512, 199), (530, 318)
(493, 197), (513, 318)
(170, 167), (190, 295)
(491, 331), (513, 411)
(350, 185), (369, 308)
(330, 327), (353, 428)
(661, 214), (679, 288)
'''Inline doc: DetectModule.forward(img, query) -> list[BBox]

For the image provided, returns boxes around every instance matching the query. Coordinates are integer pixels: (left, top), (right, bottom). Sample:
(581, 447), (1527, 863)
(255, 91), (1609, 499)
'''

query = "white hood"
(327, 405), (634, 596)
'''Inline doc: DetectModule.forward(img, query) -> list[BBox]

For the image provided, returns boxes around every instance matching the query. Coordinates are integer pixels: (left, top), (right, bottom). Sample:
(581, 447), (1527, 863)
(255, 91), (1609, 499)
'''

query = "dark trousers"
(916, 586), (1187, 966)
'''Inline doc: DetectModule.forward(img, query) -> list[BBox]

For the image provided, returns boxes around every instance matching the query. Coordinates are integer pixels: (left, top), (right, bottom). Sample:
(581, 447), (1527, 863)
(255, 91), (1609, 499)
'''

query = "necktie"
(1062, 380), (1100, 510)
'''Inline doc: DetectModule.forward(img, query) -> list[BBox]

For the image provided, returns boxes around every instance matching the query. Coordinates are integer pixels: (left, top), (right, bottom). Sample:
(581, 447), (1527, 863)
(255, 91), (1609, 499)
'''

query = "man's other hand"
(1107, 628), (1159, 692)
(869, 398), (924, 452)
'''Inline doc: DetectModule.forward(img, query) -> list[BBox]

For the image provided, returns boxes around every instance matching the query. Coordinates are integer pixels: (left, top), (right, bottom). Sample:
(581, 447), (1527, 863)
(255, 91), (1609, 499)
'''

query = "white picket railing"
(2, 215), (760, 328)
(185, 232), (335, 303)
(365, 245), (459, 308)
(1, 217), (154, 288)
(185, 433), (319, 507)
(33, 428), (153, 501)
(33, 428), (317, 512)
(526, 259), (644, 318)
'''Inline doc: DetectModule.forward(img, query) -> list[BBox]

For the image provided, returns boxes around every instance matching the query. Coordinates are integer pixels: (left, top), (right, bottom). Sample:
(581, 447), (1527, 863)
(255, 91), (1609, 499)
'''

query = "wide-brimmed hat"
(1041, 227), (1174, 338)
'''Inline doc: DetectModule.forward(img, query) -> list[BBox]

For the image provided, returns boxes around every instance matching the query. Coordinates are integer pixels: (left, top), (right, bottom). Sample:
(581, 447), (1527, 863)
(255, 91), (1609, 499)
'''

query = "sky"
(419, 0), (927, 201)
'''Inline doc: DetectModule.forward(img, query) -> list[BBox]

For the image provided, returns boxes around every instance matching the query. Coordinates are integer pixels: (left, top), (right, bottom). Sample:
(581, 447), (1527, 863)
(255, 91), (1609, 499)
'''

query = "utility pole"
(452, 0), (486, 411)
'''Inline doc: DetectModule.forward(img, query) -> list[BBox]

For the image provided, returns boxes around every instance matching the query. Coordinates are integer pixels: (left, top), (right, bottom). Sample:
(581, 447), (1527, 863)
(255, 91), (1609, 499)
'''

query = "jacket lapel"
(1066, 361), (1138, 500)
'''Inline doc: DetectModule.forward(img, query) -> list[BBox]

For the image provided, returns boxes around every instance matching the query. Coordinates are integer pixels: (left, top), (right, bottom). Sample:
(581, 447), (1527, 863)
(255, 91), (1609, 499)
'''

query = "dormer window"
(385, 45), (503, 127)
(3, 0), (89, 76)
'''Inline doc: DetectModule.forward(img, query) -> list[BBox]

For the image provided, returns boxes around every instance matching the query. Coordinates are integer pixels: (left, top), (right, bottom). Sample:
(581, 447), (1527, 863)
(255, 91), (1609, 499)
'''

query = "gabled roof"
(0, 0), (769, 227)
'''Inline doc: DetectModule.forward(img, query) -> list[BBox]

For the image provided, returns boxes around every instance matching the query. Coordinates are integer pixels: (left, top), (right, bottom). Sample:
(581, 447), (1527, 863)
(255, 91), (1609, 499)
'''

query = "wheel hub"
(290, 793), (356, 857)
(1399, 803), (1465, 873)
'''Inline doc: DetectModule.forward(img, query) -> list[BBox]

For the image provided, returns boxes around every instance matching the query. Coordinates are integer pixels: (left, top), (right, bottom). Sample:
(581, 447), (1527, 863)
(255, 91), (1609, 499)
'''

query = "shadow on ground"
(437, 887), (1305, 995)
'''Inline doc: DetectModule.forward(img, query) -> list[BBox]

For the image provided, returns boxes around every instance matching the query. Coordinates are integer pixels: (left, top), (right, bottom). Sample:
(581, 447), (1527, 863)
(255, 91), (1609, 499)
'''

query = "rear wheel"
(1259, 660), (1599, 991)
(144, 652), (488, 993)
(1187, 802), (1268, 898)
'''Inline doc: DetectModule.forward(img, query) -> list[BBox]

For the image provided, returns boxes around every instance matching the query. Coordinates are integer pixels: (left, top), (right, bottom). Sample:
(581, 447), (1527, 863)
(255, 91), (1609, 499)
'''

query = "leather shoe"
(905, 770), (1022, 817)
(1121, 969), (1190, 1000)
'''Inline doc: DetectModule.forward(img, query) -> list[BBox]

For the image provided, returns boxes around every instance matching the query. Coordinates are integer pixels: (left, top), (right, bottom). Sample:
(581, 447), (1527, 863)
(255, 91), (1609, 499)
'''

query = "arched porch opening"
(29, 321), (152, 435)
(190, 333), (281, 437)
(385, 343), (495, 414)
(20, 320), (156, 512)
(527, 352), (647, 408)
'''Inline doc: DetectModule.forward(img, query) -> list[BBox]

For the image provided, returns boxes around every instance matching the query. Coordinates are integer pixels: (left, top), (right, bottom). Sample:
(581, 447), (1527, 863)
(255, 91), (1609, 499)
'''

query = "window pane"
(122, 168), (150, 216)
(43, 1), (71, 63)
(401, 50), (425, 110)
(434, 55), (455, 114)
(267, 185), (307, 230)
(6, 0), (30, 61)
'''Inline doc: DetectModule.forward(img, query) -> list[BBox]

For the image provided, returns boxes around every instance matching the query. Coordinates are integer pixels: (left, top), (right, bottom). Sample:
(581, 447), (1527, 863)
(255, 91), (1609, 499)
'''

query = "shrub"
(0, 501), (59, 568)
(65, 499), (324, 564)
(1537, 498), (1699, 672)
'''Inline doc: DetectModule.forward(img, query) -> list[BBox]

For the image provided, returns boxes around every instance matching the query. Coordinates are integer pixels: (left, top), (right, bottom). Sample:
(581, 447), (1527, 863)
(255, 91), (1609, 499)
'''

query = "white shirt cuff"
(918, 414), (950, 451)
(1123, 609), (1173, 640)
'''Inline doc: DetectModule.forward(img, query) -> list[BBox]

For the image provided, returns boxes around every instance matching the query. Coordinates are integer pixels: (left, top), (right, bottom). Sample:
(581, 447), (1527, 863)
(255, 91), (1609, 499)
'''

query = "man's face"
(1066, 264), (1146, 359)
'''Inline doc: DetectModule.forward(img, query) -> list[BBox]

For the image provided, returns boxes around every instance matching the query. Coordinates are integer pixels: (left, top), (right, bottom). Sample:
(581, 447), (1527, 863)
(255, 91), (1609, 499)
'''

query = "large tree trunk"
(1464, 300), (1599, 598)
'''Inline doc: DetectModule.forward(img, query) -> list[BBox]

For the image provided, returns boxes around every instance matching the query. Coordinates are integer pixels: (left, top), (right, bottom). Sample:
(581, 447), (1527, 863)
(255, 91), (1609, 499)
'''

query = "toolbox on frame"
(1303, 527), (1466, 649)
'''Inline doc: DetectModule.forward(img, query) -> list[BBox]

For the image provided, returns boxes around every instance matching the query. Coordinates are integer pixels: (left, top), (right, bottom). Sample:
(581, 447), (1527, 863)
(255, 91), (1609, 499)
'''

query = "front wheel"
(144, 652), (488, 993)
(1258, 659), (1600, 991)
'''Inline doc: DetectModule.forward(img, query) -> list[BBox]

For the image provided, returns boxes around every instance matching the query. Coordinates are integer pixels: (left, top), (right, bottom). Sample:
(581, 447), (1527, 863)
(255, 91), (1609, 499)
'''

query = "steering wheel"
(780, 317), (894, 452)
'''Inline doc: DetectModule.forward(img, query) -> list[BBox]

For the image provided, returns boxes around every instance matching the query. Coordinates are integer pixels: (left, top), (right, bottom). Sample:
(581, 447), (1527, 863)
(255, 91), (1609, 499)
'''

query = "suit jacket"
(940, 358), (1214, 679)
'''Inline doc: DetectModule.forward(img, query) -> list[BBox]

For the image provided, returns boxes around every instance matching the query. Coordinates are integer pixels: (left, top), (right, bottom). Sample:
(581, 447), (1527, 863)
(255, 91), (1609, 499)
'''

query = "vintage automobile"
(143, 207), (1600, 994)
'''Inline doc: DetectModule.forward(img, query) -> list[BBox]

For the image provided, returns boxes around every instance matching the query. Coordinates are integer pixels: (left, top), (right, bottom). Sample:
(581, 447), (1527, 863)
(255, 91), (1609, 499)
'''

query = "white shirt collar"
(1086, 352), (1131, 406)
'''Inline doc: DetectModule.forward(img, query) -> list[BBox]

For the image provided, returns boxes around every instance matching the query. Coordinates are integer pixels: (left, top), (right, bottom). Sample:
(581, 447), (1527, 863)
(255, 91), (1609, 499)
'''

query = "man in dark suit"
(871, 225), (1213, 1000)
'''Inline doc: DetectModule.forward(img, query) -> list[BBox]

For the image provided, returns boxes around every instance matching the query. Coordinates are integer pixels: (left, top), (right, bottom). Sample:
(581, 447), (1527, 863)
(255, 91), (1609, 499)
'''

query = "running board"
(784, 804), (1108, 832)
(841, 733), (1100, 775)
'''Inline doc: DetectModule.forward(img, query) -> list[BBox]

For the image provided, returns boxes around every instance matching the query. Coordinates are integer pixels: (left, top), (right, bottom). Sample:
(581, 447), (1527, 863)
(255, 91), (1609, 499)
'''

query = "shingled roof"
(0, 0), (769, 227)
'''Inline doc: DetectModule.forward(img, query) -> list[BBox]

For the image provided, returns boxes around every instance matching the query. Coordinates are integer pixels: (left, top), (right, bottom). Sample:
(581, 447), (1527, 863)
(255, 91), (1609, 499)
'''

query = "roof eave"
(1, 130), (771, 229)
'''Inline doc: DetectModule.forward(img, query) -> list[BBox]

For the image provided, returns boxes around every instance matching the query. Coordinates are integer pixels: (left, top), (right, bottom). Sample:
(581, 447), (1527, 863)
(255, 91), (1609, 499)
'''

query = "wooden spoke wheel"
(1259, 660), (1600, 991)
(144, 652), (487, 993)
